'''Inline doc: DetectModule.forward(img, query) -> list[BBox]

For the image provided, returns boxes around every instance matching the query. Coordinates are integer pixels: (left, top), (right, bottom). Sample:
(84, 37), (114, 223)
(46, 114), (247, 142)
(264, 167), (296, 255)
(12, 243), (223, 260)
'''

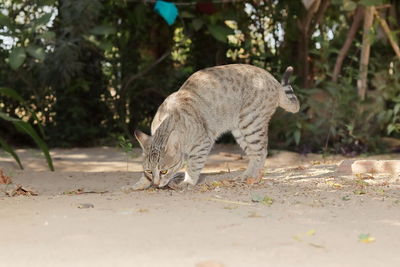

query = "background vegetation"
(0, 0), (399, 162)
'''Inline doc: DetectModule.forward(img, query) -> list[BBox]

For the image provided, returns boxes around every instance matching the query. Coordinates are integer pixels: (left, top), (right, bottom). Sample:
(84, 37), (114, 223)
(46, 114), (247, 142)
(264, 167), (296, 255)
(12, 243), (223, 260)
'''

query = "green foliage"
(0, 106), (53, 171)
(0, 136), (23, 170)
(118, 136), (133, 155)
(9, 47), (27, 70)
(0, 0), (399, 156)
(372, 61), (400, 137)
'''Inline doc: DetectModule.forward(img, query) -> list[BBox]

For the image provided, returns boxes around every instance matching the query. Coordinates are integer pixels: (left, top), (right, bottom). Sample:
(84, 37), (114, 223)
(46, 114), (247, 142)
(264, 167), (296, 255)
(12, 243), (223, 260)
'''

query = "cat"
(131, 64), (299, 190)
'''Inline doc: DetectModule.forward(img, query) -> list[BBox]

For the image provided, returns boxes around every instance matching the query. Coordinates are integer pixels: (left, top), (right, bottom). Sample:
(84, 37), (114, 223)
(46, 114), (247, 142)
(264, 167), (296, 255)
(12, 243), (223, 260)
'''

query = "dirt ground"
(1, 145), (400, 267)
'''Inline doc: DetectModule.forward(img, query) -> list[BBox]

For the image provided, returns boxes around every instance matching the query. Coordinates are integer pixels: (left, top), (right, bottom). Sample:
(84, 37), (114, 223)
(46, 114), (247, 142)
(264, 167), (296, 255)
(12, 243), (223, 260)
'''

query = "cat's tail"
(278, 66), (300, 113)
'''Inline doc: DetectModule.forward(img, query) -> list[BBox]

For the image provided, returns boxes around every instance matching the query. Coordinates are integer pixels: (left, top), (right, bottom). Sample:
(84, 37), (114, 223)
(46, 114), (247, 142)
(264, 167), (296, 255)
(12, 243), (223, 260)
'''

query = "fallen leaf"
(251, 194), (273, 206)
(326, 181), (343, 189)
(6, 185), (38, 196)
(353, 190), (366, 195)
(248, 212), (263, 218)
(356, 173), (374, 180)
(0, 169), (12, 184)
(306, 229), (316, 236)
(289, 166), (306, 171)
(137, 208), (149, 213)
(223, 206), (238, 210)
(77, 203), (94, 209)
(245, 177), (260, 185)
(358, 233), (375, 243)
(262, 196), (274, 206)
(292, 235), (303, 242)
(374, 188), (385, 195)
(342, 195), (351, 201)
(308, 242), (325, 249)
(211, 181), (223, 187)
(355, 180), (370, 187)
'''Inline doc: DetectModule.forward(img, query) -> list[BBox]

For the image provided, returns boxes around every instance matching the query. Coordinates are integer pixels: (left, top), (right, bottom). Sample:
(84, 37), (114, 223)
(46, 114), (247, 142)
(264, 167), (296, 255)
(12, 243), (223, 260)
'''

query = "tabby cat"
(132, 64), (299, 190)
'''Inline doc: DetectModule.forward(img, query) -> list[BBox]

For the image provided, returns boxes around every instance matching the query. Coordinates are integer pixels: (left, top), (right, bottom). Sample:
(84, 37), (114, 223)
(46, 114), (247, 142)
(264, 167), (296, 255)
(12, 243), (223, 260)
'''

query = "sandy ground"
(1, 145), (400, 267)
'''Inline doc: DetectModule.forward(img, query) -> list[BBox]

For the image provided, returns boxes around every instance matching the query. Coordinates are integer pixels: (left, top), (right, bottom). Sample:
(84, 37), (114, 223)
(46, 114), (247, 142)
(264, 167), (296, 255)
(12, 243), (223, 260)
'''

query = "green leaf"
(0, 136), (23, 170)
(38, 31), (56, 40)
(13, 121), (54, 171)
(0, 13), (12, 27)
(0, 87), (24, 102)
(394, 103), (400, 115)
(294, 130), (301, 145)
(9, 47), (26, 70)
(387, 124), (396, 135)
(207, 24), (233, 43)
(33, 13), (52, 28)
(90, 25), (116, 35)
(26, 44), (45, 61)
(0, 111), (52, 171)
(192, 18), (204, 31)
(0, 112), (21, 122)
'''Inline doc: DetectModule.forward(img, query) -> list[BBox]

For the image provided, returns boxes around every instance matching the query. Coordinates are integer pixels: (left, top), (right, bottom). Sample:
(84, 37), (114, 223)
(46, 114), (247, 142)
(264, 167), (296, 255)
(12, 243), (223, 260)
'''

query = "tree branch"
(374, 8), (400, 59)
(120, 48), (171, 96)
(332, 6), (364, 82)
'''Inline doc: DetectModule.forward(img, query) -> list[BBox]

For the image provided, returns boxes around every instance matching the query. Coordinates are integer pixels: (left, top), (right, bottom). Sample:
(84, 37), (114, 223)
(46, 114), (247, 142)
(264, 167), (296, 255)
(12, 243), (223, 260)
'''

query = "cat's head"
(134, 129), (184, 188)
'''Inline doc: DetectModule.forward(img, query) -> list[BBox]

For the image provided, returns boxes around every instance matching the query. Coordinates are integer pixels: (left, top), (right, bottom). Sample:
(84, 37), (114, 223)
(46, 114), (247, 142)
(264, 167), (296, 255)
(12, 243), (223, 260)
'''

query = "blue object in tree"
(154, 0), (178, 26)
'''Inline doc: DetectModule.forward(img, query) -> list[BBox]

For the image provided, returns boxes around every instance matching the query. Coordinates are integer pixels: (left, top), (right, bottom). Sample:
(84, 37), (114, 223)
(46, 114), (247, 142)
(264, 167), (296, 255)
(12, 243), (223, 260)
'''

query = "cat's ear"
(165, 130), (180, 157)
(134, 130), (151, 151)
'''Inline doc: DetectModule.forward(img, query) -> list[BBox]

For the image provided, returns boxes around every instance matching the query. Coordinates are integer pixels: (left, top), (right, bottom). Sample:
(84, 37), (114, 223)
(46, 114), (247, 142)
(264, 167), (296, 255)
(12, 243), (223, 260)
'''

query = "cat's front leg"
(167, 170), (200, 190)
(122, 175), (151, 191)
(168, 153), (209, 190)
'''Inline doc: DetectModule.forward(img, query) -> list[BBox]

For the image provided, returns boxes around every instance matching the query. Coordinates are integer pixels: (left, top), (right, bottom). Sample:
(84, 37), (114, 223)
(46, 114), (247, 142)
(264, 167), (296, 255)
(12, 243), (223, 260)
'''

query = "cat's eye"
(145, 169), (152, 175)
(160, 170), (168, 175)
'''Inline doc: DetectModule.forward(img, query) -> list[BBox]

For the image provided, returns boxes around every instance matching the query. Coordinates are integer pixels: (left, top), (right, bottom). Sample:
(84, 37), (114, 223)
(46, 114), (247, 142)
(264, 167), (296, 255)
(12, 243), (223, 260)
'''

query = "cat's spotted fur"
(133, 64), (299, 190)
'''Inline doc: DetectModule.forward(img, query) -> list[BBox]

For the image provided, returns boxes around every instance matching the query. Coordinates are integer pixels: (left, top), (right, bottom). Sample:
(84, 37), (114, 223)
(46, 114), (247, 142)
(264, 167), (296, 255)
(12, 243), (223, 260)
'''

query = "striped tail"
(278, 66), (300, 113)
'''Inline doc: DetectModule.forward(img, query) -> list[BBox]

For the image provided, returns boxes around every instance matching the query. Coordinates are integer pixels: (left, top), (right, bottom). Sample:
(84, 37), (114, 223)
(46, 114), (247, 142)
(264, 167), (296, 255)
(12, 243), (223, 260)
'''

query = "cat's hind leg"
(232, 118), (268, 181)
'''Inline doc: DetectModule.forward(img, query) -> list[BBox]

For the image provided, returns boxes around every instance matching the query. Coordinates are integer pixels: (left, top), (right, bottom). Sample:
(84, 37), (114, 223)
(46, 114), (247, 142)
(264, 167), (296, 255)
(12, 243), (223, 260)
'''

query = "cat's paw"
(236, 170), (263, 183)
(122, 176), (151, 192)
(167, 174), (195, 190)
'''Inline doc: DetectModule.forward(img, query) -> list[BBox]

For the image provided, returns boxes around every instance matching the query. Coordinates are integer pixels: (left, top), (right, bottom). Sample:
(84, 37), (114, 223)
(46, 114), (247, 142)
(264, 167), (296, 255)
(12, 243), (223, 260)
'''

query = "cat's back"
(180, 64), (273, 94)
(154, 64), (280, 135)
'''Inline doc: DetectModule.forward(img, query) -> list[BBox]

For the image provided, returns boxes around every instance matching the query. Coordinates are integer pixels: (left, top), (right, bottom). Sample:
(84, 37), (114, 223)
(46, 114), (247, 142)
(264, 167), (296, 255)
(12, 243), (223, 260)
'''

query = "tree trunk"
(297, 0), (330, 88)
(332, 6), (364, 82)
(357, 6), (374, 100)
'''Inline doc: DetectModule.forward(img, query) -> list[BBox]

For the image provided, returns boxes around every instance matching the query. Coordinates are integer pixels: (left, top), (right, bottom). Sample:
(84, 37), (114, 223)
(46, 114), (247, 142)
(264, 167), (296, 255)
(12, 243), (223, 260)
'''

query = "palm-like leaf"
(0, 88), (54, 171)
